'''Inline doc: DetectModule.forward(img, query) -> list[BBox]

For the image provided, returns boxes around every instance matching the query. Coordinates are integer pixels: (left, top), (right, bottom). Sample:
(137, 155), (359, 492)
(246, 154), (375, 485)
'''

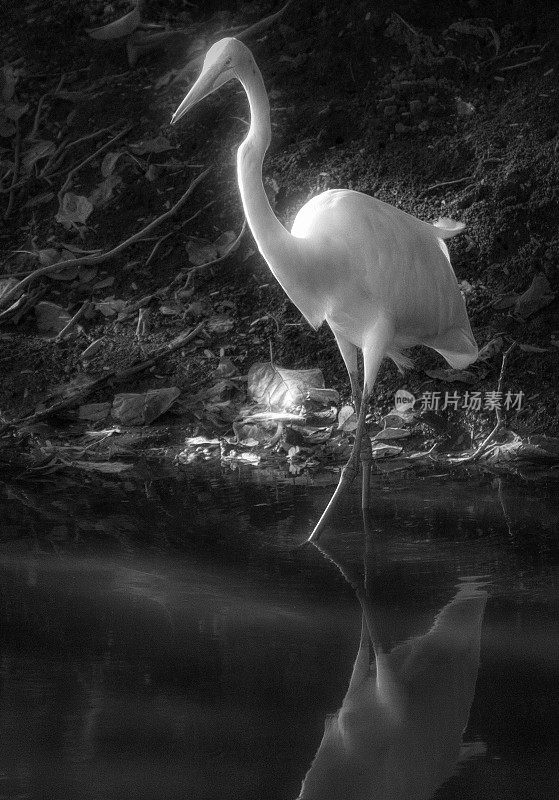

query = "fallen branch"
(0, 321), (205, 432)
(0, 167), (210, 312)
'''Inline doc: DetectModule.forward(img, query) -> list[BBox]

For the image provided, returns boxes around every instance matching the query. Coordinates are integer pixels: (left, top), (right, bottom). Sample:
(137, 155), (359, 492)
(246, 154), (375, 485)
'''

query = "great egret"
(171, 38), (477, 541)
(297, 581), (487, 800)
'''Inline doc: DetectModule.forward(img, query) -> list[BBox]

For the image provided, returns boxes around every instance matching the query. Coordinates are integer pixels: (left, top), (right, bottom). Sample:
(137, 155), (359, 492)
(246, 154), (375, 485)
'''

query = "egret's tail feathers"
(428, 327), (478, 369)
(433, 217), (466, 239)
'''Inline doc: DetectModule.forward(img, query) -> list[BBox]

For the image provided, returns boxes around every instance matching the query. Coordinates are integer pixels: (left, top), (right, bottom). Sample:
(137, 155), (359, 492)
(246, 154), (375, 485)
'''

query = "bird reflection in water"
(298, 540), (487, 800)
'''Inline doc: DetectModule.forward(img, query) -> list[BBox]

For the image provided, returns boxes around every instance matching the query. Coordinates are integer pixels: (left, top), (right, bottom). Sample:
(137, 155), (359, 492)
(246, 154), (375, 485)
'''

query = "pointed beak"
(171, 66), (231, 125)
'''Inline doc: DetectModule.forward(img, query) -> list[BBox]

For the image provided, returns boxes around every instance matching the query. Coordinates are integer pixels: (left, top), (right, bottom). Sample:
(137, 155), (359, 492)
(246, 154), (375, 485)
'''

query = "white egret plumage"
(171, 38), (477, 540)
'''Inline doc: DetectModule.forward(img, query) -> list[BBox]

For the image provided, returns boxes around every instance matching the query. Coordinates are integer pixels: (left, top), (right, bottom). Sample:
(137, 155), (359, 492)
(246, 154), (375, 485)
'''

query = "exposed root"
(0, 168), (210, 314)
(445, 341), (517, 464)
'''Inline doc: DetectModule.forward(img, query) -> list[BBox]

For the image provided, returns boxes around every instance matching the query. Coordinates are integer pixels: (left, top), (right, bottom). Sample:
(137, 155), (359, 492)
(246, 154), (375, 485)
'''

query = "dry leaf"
(207, 315), (234, 334)
(424, 368), (478, 384)
(0, 64), (16, 103)
(214, 230), (237, 254)
(248, 362), (324, 408)
(89, 175), (123, 207)
(101, 150), (125, 177)
(95, 298), (127, 317)
(3, 101), (28, 121)
(56, 193), (93, 230)
(87, 5), (141, 40)
(37, 248), (60, 266)
(22, 140), (55, 172)
(78, 402), (112, 421)
(112, 387), (181, 425)
(513, 274), (555, 320)
(78, 265), (98, 283)
(50, 262), (80, 281)
(92, 276), (115, 290)
(456, 98), (475, 115)
(35, 301), (71, 335)
(25, 191), (55, 208)
(305, 387), (340, 405)
(185, 230), (237, 265)
(477, 336), (503, 360)
(491, 292), (518, 310)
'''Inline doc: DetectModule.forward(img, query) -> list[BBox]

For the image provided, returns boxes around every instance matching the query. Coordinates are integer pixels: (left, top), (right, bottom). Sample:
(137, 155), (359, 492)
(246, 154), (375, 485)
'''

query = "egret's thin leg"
(308, 322), (390, 543)
(307, 386), (371, 543)
(332, 330), (361, 412)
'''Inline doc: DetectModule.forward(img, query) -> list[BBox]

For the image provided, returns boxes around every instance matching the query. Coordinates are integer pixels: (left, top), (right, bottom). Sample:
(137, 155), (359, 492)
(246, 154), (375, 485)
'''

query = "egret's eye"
(225, 57), (232, 67)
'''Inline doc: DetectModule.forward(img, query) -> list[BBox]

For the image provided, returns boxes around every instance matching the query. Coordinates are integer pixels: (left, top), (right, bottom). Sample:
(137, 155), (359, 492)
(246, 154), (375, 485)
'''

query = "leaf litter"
(0, 1), (558, 478)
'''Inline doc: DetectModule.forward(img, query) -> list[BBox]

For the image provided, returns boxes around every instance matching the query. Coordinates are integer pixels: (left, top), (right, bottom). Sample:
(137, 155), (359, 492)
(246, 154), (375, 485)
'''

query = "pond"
(0, 467), (558, 799)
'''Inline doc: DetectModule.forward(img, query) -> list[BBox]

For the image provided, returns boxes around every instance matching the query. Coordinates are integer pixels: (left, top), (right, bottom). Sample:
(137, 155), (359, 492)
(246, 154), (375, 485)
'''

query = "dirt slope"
(0, 0), (558, 448)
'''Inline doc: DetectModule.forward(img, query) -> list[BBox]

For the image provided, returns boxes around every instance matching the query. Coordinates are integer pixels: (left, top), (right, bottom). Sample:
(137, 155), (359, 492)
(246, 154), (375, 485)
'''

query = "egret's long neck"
(237, 62), (294, 268)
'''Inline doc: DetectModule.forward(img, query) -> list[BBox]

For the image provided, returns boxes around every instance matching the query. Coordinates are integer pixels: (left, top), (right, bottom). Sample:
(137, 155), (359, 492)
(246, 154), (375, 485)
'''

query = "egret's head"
(171, 38), (249, 124)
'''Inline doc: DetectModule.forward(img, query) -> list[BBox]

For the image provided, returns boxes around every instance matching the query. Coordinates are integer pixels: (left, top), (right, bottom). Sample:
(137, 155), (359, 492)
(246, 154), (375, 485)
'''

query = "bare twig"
(3, 120), (21, 219)
(392, 12), (418, 36)
(43, 126), (115, 177)
(0, 168), (210, 311)
(57, 124), (133, 202)
(424, 175), (474, 193)
(498, 56), (541, 72)
(145, 233), (171, 266)
(55, 300), (90, 341)
(488, 42), (543, 63)
(135, 306), (150, 338)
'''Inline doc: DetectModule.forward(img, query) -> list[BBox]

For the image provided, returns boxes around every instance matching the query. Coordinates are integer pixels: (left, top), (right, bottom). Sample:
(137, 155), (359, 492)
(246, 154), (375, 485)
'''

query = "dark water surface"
(0, 468), (558, 799)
